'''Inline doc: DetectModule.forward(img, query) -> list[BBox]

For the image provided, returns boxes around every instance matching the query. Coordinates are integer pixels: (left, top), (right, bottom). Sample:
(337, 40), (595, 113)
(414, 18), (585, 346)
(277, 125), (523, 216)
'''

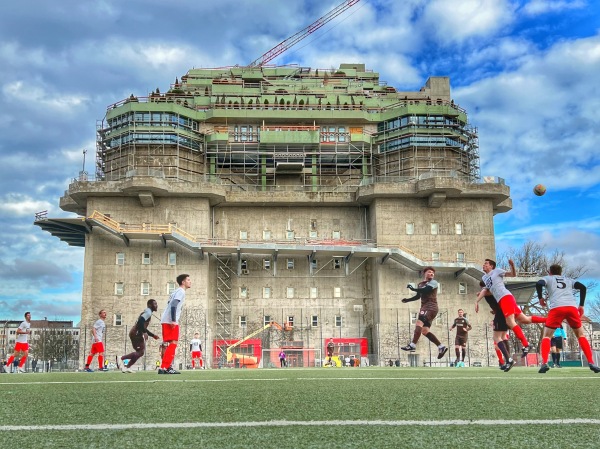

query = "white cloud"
(522, 0), (586, 15)
(0, 193), (53, 217)
(421, 0), (516, 44)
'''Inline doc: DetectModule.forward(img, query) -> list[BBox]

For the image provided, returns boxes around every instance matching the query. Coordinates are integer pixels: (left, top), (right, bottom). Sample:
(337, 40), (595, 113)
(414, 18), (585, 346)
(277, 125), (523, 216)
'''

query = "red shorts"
(14, 342), (29, 352)
(161, 323), (180, 342)
(546, 306), (582, 329)
(498, 295), (522, 317)
(191, 351), (202, 358)
(90, 342), (105, 354)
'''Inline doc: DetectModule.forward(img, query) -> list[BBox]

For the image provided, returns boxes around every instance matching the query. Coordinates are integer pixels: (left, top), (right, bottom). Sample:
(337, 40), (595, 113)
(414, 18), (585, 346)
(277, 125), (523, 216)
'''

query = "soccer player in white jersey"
(4, 312), (31, 373)
(84, 310), (108, 372)
(481, 259), (546, 359)
(190, 332), (203, 369)
(159, 274), (191, 374)
(536, 264), (600, 374)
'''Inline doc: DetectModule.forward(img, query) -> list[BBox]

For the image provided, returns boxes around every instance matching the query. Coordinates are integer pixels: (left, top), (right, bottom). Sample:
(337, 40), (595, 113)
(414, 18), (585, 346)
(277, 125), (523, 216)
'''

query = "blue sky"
(0, 0), (599, 324)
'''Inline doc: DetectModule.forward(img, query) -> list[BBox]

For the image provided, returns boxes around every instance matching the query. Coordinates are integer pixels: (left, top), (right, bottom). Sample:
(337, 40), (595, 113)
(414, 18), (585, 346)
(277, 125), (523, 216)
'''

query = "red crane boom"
(247, 0), (361, 67)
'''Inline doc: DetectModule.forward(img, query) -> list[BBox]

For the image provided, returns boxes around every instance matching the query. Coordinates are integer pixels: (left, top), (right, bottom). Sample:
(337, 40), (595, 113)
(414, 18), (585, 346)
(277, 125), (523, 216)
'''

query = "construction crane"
(247, 0), (362, 67)
(226, 321), (284, 366)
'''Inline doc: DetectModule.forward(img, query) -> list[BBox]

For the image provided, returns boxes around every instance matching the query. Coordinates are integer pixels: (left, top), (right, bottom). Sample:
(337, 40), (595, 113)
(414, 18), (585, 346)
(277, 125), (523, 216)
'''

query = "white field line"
(1, 375), (599, 386)
(2, 419), (600, 431)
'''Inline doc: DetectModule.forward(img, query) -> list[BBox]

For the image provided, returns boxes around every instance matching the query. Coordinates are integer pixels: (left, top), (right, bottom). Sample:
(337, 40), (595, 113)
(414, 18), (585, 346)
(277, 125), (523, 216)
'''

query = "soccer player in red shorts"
(481, 259), (545, 358)
(84, 310), (107, 372)
(5, 312), (31, 373)
(159, 274), (191, 374)
(190, 332), (203, 369)
(536, 264), (600, 374)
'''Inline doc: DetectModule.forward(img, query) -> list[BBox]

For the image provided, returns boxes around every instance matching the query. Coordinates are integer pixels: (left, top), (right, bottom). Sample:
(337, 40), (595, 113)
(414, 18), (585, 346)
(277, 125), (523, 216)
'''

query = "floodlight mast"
(247, 0), (361, 68)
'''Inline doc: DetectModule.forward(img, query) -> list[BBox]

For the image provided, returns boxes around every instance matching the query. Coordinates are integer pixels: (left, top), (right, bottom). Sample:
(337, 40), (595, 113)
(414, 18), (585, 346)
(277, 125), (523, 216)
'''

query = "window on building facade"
(114, 314), (123, 326)
(286, 287), (295, 299)
(432, 252), (440, 262)
(430, 223), (439, 235)
(311, 259), (318, 270)
(332, 230), (341, 239)
(239, 230), (248, 240)
(141, 282), (150, 295)
(263, 259), (271, 269)
(309, 230), (318, 238)
(167, 252), (176, 265)
(455, 223), (463, 235)
(411, 312), (418, 325)
(406, 223), (414, 235)
(286, 230), (295, 240)
(142, 253), (151, 264)
(456, 252), (466, 263)
(263, 287), (271, 299)
(287, 259), (295, 269)
(116, 253), (125, 265)
(239, 316), (247, 327)
(239, 286), (248, 299)
(335, 315), (342, 327)
(115, 282), (124, 295)
(263, 230), (271, 240)
(167, 282), (176, 294)
(264, 315), (271, 326)
(287, 316), (294, 327)
(310, 287), (318, 299)
(333, 258), (342, 269)
(311, 315), (319, 327)
(459, 282), (467, 295)
(334, 287), (342, 298)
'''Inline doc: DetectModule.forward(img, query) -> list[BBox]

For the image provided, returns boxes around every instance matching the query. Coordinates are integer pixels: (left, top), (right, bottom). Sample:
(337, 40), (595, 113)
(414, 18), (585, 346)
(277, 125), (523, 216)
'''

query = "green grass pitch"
(1, 366), (600, 448)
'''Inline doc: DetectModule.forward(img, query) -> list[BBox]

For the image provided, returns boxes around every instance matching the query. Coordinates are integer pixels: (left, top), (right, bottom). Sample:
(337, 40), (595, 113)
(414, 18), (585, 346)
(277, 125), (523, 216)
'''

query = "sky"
(0, 0), (599, 325)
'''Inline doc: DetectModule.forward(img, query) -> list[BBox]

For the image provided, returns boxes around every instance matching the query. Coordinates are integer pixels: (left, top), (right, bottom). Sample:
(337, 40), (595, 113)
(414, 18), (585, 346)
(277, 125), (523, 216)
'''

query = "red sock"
(541, 337), (551, 364)
(18, 355), (27, 368)
(579, 337), (594, 364)
(495, 346), (504, 364)
(86, 355), (93, 367)
(6, 356), (14, 366)
(192, 359), (196, 368)
(530, 315), (546, 324)
(161, 343), (177, 369)
(199, 359), (203, 368)
(98, 355), (104, 369)
(512, 325), (529, 347)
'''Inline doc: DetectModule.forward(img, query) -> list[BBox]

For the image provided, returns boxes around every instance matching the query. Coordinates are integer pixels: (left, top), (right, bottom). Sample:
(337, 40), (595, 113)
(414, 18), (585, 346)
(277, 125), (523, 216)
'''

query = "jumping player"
(480, 259), (546, 358)
(84, 310), (108, 372)
(4, 312), (31, 373)
(326, 338), (335, 366)
(536, 264), (600, 374)
(475, 282), (516, 371)
(450, 309), (472, 367)
(119, 299), (159, 373)
(190, 332), (203, 369)
(401, 267), (448, 360)
(159, 274), (191, 374)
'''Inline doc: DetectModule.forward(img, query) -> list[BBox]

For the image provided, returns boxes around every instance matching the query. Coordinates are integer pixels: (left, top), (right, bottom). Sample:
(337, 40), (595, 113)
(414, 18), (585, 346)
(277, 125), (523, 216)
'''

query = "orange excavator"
(226, 321), (283, 368)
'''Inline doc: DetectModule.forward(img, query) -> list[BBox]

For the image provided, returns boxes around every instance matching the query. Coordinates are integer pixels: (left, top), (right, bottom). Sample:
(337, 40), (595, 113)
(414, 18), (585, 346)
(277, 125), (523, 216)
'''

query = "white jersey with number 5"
(542, 275), (577, 309)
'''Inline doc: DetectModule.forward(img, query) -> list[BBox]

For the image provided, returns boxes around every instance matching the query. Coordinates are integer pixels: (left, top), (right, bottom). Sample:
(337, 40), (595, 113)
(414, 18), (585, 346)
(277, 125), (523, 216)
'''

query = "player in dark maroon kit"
(450, 309), (472, 366)
(400, 267), (448, 360)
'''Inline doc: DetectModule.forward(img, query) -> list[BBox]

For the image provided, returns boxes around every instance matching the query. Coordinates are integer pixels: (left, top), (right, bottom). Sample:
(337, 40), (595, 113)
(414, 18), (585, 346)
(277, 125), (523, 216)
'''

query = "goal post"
(261, 348), (322, 368)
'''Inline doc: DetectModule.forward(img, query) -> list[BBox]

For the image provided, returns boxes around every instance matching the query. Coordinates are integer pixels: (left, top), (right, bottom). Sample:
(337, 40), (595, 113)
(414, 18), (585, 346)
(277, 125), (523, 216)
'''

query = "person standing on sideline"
(550, 325), (567, 368)
(450, 309), (472, 367)
(119, 299), (159, 373)
(159, 274), (191, 374)
(84, 310), (108, 372)
(326, 338), (335, 366)
(4, 312), (32, 373)
(536, 264), (600, 374)
(279, 349), (287, 367)
(401, 267), (448, 360)
(190, 332), (203, 369)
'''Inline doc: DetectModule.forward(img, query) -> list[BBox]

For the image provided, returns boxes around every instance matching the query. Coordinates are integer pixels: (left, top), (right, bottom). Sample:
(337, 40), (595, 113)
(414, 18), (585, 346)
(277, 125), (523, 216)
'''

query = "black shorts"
(129, 335), (147, 353)
(551, 337), (563, 350)
(493, 312), (508, 332)
(455, 336), (468, 347)
(418, 308), (438, 328)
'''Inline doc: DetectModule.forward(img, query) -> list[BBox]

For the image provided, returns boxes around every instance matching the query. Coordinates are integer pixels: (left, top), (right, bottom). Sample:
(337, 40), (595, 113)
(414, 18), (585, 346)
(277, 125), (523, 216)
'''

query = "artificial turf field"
(1, 366), (600, 448)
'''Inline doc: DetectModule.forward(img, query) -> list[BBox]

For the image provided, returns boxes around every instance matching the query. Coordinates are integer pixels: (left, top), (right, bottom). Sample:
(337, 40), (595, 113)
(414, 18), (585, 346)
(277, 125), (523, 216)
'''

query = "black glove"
(407, 284), (415, 291)
(401, 298), (408, 303)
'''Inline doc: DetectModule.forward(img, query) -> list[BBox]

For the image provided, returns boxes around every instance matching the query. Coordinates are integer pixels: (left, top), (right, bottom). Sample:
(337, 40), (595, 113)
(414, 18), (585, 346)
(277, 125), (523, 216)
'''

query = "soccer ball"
(533, 184), (546, 196)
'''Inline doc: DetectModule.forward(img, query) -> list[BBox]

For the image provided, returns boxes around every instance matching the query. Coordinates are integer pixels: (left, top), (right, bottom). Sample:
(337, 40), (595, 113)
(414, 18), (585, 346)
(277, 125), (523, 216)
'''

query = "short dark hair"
(24, 311), (31, 318)
(549, 264), (562, 275)
(176, 274), (189, 286)
(147, 299), (157, 307)
(485, 259), (496, 268)
(423, 266), (435, 273)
